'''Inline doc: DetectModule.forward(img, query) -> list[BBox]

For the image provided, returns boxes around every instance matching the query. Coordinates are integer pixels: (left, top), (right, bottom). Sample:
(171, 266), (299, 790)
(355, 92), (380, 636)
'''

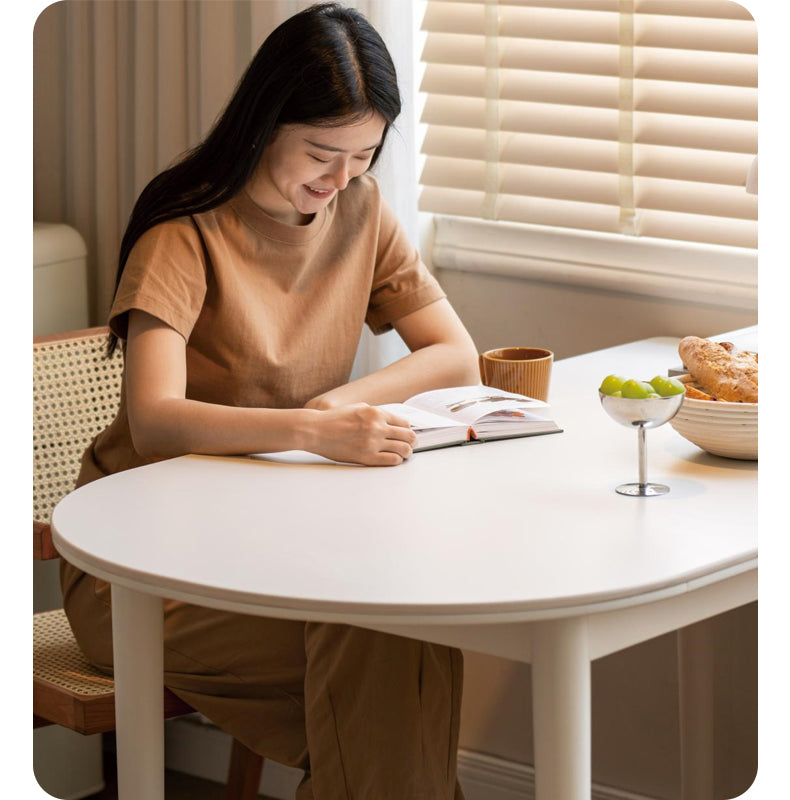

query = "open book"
(380, 385), (561, 452)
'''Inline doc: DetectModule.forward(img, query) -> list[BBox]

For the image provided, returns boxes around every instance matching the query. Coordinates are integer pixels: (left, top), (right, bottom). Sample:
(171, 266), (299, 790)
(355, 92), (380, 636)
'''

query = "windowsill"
(429, 215), (757, 312)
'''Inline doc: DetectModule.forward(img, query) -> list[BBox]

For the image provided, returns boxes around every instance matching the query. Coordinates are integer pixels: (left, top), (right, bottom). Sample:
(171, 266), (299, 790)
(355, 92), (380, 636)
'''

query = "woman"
(62, 3), (478, 797)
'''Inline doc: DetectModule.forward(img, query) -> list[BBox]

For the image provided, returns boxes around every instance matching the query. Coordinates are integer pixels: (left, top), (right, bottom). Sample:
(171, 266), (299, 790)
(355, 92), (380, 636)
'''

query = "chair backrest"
(33, 327), (123, 524)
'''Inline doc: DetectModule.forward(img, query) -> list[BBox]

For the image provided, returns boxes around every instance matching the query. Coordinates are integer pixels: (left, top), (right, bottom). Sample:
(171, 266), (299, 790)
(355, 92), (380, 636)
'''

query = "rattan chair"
(33, 327), (265, 798)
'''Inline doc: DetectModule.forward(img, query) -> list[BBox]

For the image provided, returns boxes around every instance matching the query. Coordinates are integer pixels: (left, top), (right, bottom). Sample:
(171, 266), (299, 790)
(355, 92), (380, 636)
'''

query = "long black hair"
(108, 2), (401, 353)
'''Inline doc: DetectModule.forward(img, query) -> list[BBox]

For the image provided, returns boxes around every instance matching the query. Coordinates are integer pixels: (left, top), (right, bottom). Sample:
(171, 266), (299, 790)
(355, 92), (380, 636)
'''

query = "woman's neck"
(244, 186), (313, 226)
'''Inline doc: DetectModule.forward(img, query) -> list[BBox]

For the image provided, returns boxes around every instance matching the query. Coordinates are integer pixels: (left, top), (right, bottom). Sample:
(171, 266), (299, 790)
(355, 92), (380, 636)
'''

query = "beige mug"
(479, 347), (554, 401)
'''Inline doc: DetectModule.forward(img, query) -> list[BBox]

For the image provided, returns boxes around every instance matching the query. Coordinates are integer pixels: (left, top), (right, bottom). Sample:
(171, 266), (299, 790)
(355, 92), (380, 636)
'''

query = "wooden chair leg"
(226, 737), (265, 800)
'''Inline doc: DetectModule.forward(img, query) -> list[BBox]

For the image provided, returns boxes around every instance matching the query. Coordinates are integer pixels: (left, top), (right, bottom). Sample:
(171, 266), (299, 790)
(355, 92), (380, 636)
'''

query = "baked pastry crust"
(677, 375), (715, 400)
(678, 336), (758, 402)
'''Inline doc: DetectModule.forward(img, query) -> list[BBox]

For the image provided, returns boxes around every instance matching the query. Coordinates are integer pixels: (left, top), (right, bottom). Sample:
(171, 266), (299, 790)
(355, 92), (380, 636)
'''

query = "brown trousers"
(61, 562), (465, 799)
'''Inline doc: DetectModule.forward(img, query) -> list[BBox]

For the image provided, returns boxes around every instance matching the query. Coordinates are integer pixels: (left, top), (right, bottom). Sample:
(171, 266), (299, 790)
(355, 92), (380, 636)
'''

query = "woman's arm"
(125, 310), (416, 466)
(304, 298), (480, 409)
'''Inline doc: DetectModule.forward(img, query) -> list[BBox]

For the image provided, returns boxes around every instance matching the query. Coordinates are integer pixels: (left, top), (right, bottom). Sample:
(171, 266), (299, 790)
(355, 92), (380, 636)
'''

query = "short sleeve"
(109, 218), (208, 341)
(365, 200), (445, 335)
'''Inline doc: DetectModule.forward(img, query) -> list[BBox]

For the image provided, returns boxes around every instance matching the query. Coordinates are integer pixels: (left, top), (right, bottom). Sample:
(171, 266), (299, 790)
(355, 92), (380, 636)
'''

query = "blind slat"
(636, 144), (753, 186)
(635, 80), (756, 121)
(423, 127), (620, 173)
(423, 35), (757, 87)
(423, 4), (620, 43)
(635, 47), (756, 87)
(426, 0), (753, 22)
(424, 4), (756, 54)
(421, 65), (620, 108)
(426, 1), (618, 10)
(421, 96), (620, 139)
(635, 177), (756, 220)
(637, 209), (756, 249)
(419, 186), (623, 235)
(635, 111), (756, 154)
(421, 157), (621, 205)
(422, 34), (620, 74)
(635, 15), (756, 54)
(635, 0), (754, 20)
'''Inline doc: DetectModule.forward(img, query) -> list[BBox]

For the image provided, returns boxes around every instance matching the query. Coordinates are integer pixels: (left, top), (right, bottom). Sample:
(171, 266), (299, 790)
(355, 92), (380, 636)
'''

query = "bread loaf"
(678, 336), (758, 403)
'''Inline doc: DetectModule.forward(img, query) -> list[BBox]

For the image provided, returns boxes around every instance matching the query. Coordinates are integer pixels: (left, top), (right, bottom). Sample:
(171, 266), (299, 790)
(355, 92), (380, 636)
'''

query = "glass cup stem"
(638, 424), (647, 487)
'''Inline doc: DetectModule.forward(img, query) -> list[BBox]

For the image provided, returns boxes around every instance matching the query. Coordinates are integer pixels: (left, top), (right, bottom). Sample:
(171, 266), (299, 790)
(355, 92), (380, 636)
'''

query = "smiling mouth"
(304, 185), (334, 197)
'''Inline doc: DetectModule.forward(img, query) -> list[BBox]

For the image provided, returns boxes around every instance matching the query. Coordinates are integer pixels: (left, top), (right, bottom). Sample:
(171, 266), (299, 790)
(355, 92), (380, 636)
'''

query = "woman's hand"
(305, 403), (417, 466)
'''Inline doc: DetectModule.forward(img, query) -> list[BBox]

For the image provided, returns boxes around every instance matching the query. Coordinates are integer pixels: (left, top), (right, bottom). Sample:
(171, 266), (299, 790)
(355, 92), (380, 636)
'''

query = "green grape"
(649, 375), (669, 393)
(621, 379), (652, 399)
(640, 381), (656, 396)
(599, 374), (626, 395)
(649, 374), (685, 396)
(660, 376), (685, 396)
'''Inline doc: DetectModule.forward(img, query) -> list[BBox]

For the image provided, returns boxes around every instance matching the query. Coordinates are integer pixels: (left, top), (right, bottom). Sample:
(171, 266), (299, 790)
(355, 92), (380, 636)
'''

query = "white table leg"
(531, 618), (591, 800)
(111, 585), (165, 800)
(677, 622), (715, 800)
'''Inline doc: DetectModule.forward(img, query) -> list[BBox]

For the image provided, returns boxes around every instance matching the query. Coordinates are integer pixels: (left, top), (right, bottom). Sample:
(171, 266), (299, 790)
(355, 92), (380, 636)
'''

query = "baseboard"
(456, 749), (660, 800)
(164, 716), (658, 800)
(457, 749), (535, 799)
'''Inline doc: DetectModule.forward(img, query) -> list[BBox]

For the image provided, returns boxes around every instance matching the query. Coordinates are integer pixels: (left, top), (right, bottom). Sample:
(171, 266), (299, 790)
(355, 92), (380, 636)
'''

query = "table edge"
(51, 525), (757, 625)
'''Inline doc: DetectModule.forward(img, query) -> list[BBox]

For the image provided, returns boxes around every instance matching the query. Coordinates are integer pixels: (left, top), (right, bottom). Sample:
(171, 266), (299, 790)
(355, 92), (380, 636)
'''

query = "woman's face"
(249, 112), (387, 225)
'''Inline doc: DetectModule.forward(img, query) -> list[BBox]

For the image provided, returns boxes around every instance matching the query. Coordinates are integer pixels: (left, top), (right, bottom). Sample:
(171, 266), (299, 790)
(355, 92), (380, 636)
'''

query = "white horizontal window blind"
(418, 0), (758, 249)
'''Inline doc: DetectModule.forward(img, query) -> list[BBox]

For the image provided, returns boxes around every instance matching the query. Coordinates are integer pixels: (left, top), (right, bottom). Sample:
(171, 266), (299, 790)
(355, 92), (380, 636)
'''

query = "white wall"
(435, 264), (757, 360)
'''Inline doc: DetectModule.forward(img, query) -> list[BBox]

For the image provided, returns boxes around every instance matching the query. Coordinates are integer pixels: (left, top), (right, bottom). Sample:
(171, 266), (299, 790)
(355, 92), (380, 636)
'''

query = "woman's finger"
(385, 422), (417, 446)
(381, 410), (413, 429)
(381, 436), (413, 460)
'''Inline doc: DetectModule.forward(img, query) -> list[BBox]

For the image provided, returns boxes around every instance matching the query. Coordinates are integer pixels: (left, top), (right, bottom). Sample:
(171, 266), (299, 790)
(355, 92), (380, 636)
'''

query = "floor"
(86, 748), (279, 800)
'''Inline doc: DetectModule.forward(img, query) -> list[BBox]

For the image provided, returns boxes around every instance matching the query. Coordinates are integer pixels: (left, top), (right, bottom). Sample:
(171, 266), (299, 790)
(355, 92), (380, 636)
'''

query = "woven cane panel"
(33, 332), (123, 523)
(33, 609), (113, 696)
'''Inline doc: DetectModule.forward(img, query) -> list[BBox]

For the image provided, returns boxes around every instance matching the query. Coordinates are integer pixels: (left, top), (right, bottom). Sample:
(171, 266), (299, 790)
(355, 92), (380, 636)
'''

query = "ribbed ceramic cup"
(478, 347), (554, 401)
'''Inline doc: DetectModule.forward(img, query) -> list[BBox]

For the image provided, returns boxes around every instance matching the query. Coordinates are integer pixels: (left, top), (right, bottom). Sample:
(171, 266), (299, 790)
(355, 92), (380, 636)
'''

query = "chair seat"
(34, 609), (114, 697)
(34, 608), (194, 735)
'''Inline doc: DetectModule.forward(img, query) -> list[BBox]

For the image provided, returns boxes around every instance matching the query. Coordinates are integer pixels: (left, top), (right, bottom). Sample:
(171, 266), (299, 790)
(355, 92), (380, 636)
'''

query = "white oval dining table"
(52, 330), (758, 800)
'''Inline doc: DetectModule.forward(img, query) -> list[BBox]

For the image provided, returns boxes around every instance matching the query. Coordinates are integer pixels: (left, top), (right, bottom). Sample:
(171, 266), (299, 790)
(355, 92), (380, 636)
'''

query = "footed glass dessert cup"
(599, 392), (685, 496)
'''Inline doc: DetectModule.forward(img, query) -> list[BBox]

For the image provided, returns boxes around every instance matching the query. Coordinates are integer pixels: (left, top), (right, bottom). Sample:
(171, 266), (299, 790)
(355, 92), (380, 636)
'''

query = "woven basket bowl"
(669, 397), (757, 460)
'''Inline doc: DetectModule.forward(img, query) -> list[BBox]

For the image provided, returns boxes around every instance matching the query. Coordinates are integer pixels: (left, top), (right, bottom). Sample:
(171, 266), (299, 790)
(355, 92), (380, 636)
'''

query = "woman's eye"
(310, 155), (330, 163)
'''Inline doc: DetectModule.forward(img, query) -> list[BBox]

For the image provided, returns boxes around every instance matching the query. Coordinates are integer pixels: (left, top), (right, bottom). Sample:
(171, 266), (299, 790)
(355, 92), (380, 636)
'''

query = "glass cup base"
(616, 482), (670, 497)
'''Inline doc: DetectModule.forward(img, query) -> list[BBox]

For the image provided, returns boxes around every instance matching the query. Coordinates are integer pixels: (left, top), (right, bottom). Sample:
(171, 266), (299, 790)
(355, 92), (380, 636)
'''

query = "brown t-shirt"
(78, 174), (445, 485)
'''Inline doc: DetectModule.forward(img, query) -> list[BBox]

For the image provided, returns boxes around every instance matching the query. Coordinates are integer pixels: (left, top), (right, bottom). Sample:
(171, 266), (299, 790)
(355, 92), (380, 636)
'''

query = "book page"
(378, 403), (465, 431)
(405, 385), (548, 426)
(474, 411), (557, 434)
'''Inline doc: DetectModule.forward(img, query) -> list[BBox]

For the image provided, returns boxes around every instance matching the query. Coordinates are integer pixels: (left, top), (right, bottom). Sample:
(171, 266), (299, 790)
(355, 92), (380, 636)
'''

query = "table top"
(52, 333), (757, 626)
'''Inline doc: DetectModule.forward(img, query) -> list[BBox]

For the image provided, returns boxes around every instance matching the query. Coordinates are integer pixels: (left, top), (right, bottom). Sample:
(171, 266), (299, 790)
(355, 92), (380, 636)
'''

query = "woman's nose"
(325, 162), (350, 190)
